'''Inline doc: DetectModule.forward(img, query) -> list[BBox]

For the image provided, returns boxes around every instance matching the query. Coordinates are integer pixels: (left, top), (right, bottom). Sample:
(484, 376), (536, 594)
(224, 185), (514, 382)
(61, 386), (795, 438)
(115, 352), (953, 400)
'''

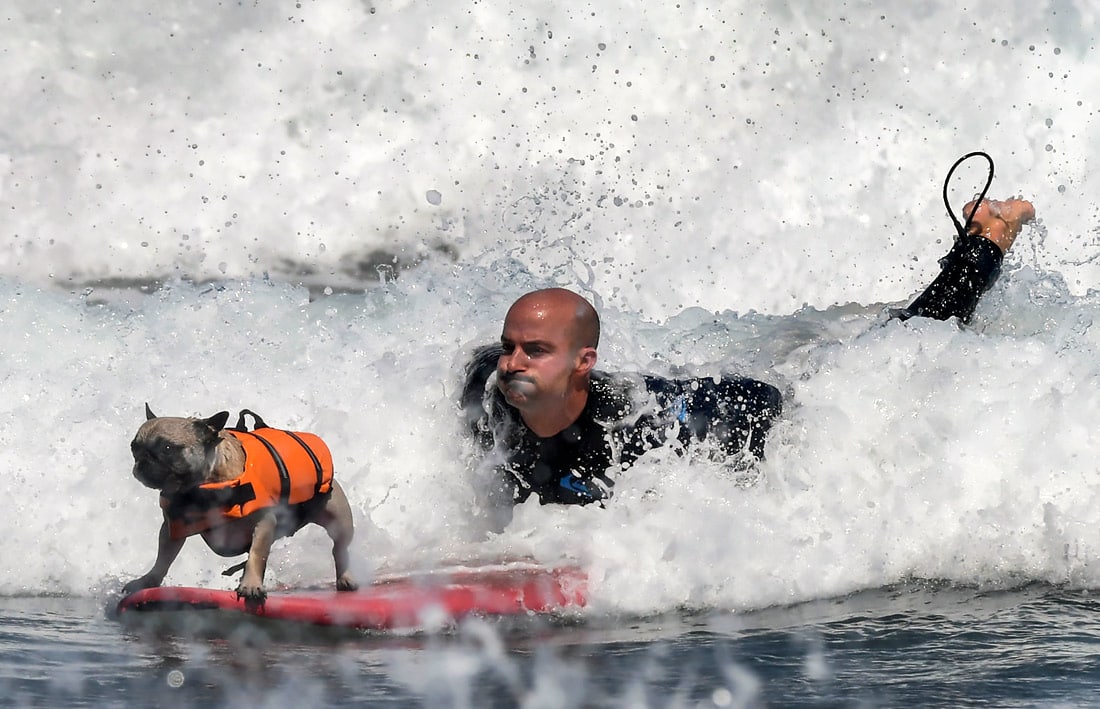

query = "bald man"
(463, 287), (781, 508)
(462, 197), (1035, 512)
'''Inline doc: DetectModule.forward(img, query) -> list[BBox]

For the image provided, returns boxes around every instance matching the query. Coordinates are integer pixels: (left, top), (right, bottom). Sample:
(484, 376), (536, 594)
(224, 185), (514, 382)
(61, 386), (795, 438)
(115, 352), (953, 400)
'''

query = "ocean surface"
(3, 0), (1100, 705)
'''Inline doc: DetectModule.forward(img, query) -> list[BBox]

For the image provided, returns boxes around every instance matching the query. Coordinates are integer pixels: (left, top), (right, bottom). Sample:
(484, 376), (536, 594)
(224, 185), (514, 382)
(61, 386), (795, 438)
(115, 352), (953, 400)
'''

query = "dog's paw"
(235, 583), (268, 604)
(121, 575), (162, 596)
(336, 574), (358, 592)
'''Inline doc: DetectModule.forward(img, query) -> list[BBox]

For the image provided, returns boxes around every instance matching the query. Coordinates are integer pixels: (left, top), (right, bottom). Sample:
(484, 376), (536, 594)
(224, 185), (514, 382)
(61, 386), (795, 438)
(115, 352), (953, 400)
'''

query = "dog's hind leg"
(320, 481), (358, 591)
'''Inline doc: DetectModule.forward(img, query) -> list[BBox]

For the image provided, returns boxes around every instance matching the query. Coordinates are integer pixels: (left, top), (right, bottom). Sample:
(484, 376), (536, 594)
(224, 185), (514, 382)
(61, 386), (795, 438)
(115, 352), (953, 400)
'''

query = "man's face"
(497, 302), (582, 413)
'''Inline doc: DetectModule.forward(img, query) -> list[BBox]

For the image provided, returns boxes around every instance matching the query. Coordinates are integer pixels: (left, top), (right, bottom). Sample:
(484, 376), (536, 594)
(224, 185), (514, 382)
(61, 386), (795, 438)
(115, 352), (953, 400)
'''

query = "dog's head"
(131, 404), (231, 495)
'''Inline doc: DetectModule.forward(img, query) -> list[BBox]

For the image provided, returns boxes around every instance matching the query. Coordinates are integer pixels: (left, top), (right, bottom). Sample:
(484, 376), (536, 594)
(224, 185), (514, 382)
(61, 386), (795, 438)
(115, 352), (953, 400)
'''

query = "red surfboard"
(116, 563), (587, 631)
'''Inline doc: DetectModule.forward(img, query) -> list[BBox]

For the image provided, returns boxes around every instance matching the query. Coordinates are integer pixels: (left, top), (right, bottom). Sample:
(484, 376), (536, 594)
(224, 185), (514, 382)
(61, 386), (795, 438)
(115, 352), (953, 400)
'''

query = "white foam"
(0, 1), (1092, 317)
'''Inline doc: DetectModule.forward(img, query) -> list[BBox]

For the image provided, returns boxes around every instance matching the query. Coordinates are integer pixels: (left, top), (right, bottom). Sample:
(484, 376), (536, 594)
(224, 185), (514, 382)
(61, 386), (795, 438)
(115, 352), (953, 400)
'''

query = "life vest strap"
(163, 482), (258, 524)
(283, 430), (327, 495)
(235, 430), (292, 505)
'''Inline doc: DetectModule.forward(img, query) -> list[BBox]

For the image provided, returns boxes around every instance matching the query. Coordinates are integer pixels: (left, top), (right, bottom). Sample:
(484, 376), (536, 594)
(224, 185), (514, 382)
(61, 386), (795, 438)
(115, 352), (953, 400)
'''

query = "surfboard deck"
(116, 563), (587, 632)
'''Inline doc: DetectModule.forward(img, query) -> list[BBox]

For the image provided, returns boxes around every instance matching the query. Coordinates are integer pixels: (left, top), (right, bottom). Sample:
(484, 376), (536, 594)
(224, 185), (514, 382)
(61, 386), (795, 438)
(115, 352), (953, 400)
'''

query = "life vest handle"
(234, 409), (270, 432)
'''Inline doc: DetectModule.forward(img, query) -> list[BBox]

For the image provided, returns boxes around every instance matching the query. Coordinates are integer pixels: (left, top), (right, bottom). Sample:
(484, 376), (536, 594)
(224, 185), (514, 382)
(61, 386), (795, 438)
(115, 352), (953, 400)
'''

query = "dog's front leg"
(122, 518), (185, 595)
(237, 510), (277, 601)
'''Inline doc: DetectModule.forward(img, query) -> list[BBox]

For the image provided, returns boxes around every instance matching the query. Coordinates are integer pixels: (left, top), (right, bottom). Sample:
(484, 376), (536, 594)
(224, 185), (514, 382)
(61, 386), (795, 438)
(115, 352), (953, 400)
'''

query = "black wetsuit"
(462, 231), (1005, 507)
(893, 229), (1004, 322)
(462, 357), (782, 506)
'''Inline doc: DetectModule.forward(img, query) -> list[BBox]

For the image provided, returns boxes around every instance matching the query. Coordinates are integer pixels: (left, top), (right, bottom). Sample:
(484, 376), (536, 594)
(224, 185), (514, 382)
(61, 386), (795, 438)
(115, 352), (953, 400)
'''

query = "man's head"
(497, 288), (599, 436)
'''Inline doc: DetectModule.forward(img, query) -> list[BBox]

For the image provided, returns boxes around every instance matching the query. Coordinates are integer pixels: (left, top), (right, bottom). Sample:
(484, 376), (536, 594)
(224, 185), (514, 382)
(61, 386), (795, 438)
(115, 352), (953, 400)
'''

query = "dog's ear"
(203, 411), (231, 432)
(145, 403), (157, 420)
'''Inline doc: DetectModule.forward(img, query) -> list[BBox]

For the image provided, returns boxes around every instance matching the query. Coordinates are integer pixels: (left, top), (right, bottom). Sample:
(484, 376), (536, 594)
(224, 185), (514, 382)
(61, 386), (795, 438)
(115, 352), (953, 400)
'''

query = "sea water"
(3, 0), (1100, 705)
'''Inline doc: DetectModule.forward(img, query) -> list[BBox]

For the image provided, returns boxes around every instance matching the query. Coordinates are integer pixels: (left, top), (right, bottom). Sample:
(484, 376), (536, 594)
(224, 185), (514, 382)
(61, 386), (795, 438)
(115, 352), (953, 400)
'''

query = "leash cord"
(942, 151), (995, 240)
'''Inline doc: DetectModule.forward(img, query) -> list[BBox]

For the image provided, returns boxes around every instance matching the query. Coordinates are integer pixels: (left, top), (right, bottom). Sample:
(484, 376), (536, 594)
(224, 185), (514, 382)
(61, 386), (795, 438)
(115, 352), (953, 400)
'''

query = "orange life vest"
(162, 428), (334, 540)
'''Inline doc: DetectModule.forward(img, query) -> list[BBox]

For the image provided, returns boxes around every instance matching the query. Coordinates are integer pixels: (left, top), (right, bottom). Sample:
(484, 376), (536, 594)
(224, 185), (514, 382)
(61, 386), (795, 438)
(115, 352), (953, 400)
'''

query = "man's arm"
(896, 198), (1035, 323)
(646, 375), (782, 462)
(461, 344), (504, 448)
(898, 232), (1004, 323)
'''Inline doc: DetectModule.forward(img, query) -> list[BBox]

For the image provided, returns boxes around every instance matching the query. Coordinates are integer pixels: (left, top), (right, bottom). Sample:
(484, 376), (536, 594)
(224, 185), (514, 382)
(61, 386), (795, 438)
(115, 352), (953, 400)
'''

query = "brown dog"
(123, 405), (358, 601)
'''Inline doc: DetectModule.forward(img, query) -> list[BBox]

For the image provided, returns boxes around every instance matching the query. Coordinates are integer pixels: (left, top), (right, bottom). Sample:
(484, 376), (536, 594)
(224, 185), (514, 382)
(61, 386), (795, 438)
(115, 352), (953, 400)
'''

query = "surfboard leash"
(942, 150), (995, 241)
